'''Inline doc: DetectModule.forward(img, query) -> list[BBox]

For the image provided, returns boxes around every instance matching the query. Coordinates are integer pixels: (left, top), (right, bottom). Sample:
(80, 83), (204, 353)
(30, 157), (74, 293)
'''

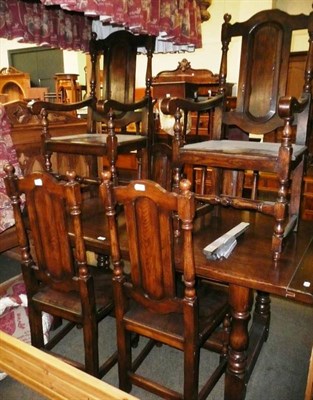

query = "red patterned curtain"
(0, 0), (202, 51)
(0, 0), (92, 51)
(39, 0), (203, 47)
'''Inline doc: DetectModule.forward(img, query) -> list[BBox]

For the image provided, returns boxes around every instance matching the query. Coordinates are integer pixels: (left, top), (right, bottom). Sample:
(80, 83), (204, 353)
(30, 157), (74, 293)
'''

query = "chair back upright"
(4, 166), (87, 296)
(89, 30), (155, 133)
(4, 165), (117, 377)
(219, 9), (313, 142)
(101, 170), (195, 313)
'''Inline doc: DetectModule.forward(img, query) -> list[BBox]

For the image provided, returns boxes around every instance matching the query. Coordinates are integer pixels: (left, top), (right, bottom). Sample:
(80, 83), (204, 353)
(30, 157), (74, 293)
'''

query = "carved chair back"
(219, 9), (313, 143)
(4, 166), (115, 377)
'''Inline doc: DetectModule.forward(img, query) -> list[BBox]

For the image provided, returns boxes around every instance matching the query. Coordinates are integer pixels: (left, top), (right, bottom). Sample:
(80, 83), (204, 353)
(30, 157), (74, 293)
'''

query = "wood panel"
(0, 331), (138, 400)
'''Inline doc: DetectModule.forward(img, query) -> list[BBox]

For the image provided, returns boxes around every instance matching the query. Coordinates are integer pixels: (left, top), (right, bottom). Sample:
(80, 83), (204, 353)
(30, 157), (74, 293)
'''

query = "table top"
(45, 133), (147, 156)
(74, 199), (313, 305)
(174, 209), (313, 304)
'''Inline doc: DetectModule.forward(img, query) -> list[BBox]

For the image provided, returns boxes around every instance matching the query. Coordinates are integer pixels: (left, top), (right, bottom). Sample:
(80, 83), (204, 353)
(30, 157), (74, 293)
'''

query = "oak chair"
(161, 9), (313, 260)
(95, 30), (155, 133)
(28, 30), (155, 184)
(150, 141), (173, 191)
(100, 171), (229, 400)
(4, 165), (116, 378)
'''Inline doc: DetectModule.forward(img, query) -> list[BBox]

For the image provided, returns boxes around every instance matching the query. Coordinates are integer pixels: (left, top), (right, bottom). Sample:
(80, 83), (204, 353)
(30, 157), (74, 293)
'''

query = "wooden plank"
(0, 331), (138, 400)
(305, 346), (313, 400)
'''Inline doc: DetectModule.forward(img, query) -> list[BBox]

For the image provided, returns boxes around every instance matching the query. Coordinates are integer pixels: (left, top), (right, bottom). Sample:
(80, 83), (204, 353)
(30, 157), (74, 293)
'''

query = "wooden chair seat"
(124, 284), (229, 347)
(33, 268), (113, 320)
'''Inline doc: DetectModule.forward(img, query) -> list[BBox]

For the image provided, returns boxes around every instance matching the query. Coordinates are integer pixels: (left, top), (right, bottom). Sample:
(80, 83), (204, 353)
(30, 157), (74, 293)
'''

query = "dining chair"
(3, 165), (117, 378)
(95, 30), (155, 133)
(100, 170), (230, 400)
(28, 30), (155, 184)
(161, 9), (313, 260)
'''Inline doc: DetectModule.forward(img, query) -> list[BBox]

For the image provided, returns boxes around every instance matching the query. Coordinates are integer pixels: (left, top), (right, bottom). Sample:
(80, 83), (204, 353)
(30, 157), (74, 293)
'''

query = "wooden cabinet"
(152, 58), (234, 138)
(0, 67), (31, 102)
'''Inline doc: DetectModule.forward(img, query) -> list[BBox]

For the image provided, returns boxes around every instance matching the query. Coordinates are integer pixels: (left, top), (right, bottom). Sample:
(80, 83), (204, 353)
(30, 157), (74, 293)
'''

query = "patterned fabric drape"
(39, 0), (203, 48)
(0, 0), (92, 51)
(0, 104), (23, 234)
(0, 0), (202, 51)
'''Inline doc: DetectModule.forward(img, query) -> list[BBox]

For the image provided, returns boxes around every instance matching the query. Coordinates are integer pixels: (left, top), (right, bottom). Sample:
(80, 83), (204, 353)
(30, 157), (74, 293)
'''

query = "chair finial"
(4, 163), (14, 177)
(66, 170), (77, 183)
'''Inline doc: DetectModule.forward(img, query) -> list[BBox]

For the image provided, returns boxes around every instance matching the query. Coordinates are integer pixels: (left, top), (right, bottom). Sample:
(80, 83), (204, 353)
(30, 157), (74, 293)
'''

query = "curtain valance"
(0, 0), (92, 51)
(0, 0), (205, 52)
(40, 0), (203, 47)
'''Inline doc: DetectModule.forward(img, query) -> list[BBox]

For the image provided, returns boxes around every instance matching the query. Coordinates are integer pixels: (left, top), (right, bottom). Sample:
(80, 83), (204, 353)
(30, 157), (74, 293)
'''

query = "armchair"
(28, 30), (155, 183)
(161, 9), (313, 260)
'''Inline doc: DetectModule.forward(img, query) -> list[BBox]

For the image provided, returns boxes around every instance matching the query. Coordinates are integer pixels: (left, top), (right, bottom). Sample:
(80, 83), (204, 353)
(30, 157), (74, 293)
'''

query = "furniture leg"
(253, 291), (271, 341)
(225, 284), (253, 400)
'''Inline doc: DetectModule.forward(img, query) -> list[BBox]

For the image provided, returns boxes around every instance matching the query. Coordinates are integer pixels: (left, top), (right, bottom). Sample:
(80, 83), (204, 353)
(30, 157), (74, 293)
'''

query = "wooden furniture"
(4, 100), (87, 176)
(96, 30), (155, 132)
(29, 101), (150, 186)
(0, 100), (87, 255)
(2, 207), (313, 400)
(4, 166), (116, 378)
(150, 142), (173, 191)
(0, 67), (49, 102)
(173, 207), (313, 400)
(0, 67), (31, 102)
(153, 58), (234, 98)
(100, 172), (230, 400)
(305, 346), (313, 400)
(29, 30), (155, 183)
(54, 73), (81, 103)
(0, 332), (138, 400)
(191, 49), (313, 208)
(161, 9), (313, 260)
(152, 58), (234, 138)
(153, 58), (220, 98)
(65, 195), (313, 399)
(303, 167), (313, 220)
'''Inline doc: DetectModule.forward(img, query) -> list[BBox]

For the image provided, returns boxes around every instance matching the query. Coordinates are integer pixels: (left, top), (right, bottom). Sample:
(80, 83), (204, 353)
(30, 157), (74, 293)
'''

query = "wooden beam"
(0, 331), (138, 400)
(305, 346), (313, 400)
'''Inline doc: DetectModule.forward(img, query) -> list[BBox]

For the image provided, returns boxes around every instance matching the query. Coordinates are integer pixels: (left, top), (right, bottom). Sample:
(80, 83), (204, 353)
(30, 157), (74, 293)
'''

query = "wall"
(0, 0), (312, 91)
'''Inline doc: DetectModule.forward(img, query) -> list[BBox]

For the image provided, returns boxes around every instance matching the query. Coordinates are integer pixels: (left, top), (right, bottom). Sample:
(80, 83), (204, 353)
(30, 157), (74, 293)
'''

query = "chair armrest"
(279, 92), (311, 146)
(278, 92), (311, 119)
(28, 97), (95, 115)
(96, 97), (150, 114)
(160, 94), (225, 115)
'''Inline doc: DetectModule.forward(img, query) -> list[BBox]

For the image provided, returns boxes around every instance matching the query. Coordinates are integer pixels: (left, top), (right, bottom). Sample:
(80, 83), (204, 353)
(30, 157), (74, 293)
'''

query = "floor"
(0, 251), (312, 400)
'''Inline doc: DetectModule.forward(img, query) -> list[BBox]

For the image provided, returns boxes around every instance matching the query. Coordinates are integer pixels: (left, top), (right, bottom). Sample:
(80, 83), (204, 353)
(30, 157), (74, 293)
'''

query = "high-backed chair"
(95, 30), (155, 133)
(100, 171), (229, 400)
(28, 30), (155, 183)
(161, 9), (313, 260)
(4, 165), (116, 378)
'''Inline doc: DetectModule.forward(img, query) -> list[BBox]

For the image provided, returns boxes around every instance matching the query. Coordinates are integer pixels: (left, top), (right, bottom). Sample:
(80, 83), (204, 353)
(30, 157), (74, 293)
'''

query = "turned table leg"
(253, 291), (271, 341)
(225, 284), (253, 400)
